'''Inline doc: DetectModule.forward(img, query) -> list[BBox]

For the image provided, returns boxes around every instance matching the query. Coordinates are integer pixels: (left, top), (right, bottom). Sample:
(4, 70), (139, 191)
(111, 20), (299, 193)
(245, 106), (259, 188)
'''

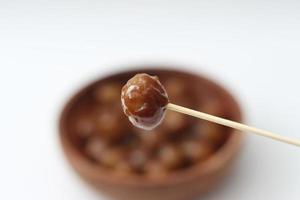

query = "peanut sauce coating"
(121, 73), (169, 130)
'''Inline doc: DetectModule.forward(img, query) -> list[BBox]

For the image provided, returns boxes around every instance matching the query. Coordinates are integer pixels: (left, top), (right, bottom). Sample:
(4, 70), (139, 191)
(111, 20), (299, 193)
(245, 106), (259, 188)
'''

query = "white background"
(0, 0), (300, 199)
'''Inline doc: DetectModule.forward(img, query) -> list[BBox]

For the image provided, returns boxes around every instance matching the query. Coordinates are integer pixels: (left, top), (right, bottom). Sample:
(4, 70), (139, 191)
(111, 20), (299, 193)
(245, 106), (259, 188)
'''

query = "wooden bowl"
(59, 68), (243, 200)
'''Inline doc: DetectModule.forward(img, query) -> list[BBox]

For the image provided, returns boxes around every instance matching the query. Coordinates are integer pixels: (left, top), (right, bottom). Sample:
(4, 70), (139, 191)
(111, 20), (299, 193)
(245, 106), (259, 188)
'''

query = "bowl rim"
(59, 67), (244, 188)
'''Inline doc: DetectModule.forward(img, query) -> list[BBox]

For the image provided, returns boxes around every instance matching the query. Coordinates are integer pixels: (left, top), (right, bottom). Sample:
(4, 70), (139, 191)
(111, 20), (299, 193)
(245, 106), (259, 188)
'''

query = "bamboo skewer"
(167, 103), (300, 147)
